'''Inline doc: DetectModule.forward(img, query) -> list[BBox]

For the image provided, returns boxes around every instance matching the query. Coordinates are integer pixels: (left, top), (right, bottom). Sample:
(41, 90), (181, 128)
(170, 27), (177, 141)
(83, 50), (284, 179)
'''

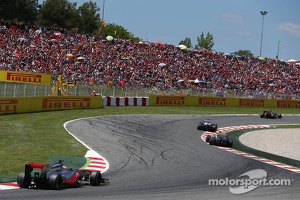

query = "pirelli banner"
(0, 96), (102, 114)
(149, 96), (300, 109)
(0, 70), (51, 85)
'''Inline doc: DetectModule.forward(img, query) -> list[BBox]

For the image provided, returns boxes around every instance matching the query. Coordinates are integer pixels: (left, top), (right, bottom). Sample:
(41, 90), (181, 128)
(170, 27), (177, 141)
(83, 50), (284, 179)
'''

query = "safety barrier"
(1, 95), (299, 114)
(148, 96), (300, 108)
(0, 96), (102, 114)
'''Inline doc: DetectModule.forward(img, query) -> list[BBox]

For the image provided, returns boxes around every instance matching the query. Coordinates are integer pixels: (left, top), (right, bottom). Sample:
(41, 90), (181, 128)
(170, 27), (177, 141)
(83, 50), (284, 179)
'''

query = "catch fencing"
(0, 82), (298, 100)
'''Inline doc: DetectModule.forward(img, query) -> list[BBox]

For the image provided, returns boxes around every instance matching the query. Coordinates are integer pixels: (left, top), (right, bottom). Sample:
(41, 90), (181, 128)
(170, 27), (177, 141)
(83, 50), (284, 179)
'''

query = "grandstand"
(0, 23), (299, 99)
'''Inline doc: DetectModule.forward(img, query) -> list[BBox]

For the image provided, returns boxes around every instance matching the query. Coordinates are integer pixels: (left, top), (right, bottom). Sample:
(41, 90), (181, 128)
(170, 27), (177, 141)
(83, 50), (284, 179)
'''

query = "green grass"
(0, 106), (299, 175)
(273, 124), (300, 128)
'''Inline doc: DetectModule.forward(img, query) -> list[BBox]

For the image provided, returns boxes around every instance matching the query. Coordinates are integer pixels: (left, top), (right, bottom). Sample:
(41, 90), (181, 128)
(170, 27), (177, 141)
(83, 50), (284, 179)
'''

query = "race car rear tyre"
(17, 172), (30, 188)
(90, 171), (102, 186)
(206, 135), (211, 143)
(48, 174), (63, 190)
(197, 125), (202, 130)
(212, 125), (217, 132)
(260, 114), (264, 118)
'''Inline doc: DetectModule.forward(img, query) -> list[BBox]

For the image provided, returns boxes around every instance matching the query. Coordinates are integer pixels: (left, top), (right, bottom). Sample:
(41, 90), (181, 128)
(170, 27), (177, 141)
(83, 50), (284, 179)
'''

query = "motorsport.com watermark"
(208, 169), (293, 194)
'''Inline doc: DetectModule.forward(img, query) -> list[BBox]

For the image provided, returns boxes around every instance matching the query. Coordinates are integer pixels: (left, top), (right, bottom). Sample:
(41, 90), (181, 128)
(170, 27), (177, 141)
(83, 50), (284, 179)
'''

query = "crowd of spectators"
(0, 22), (299, 99)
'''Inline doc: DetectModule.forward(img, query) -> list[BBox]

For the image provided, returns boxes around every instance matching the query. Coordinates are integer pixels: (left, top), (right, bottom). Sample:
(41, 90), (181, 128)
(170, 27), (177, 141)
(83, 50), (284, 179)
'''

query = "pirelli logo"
(6, 72), (42, 84)
(0, 70), (51, 85)
(0, 99), (18, 113)
(198, 98), (226, 106)
(277, 100), (300, 108)
(239, 99), (264, 107)
(156, 96), (185, 105)
(42, 98), (91, 109)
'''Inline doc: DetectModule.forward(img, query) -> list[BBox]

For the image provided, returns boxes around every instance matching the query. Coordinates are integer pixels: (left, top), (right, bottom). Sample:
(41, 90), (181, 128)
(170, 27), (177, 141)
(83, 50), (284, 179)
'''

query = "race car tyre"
(260, 114), (264, 118)
(90, 171), (102, 186)
(278, 114), (282, 119)
(228, 139), (233, 147)
(206, 135), (211, 143)
(212, 125), (217, 132)
(197, 125), (202, 130)
(17, 172), (30, 188)
(48, 174), (63, 190)
(209, 137), (215, 145)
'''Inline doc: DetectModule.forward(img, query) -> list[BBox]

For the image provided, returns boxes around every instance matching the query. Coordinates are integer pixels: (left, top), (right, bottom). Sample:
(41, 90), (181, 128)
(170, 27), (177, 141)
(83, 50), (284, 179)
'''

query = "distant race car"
(197, 120), (218, 132)
(260, 110), (282, 119)
(17, 160), (109, 190)
(205, 134), (233, 147)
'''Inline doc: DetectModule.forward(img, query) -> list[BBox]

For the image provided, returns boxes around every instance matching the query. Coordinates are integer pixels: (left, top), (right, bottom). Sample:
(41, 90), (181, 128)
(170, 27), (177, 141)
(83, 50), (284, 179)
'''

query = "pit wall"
(1, 96), (299, 115)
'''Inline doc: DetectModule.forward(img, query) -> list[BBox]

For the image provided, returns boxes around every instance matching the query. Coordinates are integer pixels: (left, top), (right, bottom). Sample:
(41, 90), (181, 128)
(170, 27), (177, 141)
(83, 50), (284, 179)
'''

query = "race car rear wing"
(28, 162), (46, 169)
(25, 162), (49, 174)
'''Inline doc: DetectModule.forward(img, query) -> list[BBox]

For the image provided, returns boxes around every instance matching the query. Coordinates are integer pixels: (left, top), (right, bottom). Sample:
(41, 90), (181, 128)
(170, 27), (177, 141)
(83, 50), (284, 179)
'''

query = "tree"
(195, 32), (214, 50)
(77, 1), (101, 34)
(36, 0), (78, 31)
(232, 50), (254, 57)
(0, 0), (39, 24)
(16, 0), (40, 24)
(102, 23), (140, 41)
(0, 0), (17, 21)
(64, 1), (80, 31)
(178, 37), (192, 48)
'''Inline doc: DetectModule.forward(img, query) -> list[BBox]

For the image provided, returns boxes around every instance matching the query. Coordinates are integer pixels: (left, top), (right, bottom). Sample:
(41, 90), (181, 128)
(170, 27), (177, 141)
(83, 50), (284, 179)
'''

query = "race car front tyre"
(48, 174), (63, 190)
(206, 135), (211, 143)
(17, 172), (30, 188)
(278, 114), (282, 119)
(209, 137), (215, 145)
(90, 171), (102, 186)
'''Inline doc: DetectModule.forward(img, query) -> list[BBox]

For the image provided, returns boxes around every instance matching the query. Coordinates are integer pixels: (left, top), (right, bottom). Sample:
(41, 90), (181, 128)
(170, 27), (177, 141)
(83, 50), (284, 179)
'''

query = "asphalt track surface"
(2, 114), (300, 200)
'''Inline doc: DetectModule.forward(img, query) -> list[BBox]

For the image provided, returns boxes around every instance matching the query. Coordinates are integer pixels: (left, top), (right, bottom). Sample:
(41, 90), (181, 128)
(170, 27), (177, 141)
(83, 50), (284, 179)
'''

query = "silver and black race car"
(260, 110), (282, 119)
(205, 134), (233, 147)
(197, 120), (218, 132)
(17, 160), (109, 190)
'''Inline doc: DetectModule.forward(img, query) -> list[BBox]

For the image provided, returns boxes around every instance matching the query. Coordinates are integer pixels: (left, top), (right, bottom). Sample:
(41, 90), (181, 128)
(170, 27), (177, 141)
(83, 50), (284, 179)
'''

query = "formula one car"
(260, 110), (282, 119)
(197, 120), (218, 132)
(17, 160), (109, 190)
(205, 134), (233, 147)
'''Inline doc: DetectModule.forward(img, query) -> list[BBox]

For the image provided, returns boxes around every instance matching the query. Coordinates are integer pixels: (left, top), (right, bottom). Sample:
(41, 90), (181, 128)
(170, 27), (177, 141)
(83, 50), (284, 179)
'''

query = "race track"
(2, 114), (300, 200)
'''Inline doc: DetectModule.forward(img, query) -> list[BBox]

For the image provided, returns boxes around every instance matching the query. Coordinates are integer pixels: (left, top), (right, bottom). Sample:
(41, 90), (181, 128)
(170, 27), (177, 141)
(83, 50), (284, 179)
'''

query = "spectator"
(0, 23), (299, 99)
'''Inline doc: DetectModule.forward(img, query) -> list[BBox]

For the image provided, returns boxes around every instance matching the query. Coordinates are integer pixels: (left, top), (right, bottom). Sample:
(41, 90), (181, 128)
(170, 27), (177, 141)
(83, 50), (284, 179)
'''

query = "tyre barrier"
(102, 96), (149, 106)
